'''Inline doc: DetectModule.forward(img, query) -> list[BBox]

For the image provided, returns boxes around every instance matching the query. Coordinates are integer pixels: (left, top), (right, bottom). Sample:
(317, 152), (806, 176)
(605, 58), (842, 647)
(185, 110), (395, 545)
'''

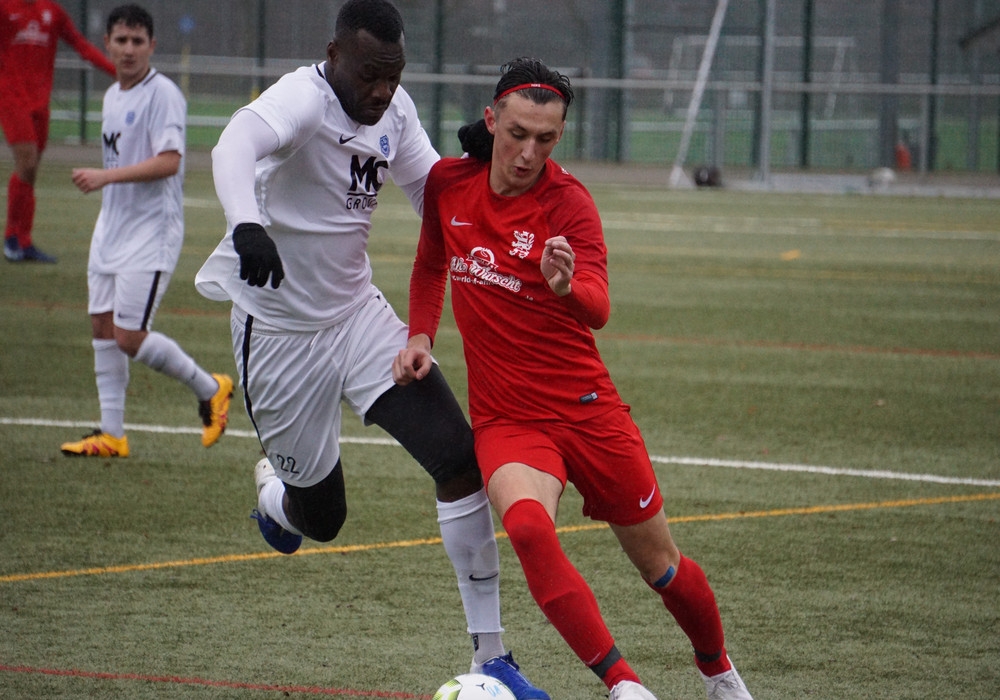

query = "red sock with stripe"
(650, 554), (732, 677)
(502, 499), (639, 689)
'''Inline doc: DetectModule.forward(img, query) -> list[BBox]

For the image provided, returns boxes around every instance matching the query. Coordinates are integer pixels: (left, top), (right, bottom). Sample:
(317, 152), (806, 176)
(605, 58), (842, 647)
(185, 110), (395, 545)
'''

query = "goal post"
(669, 0), (730, 188)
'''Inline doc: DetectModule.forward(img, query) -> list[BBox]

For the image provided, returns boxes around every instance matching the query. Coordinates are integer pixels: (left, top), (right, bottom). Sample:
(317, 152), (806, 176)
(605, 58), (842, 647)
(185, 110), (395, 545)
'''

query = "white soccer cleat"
(609, 680), (658, 700)
(254, 456), (277, 495)
(699, 658), (753, 700)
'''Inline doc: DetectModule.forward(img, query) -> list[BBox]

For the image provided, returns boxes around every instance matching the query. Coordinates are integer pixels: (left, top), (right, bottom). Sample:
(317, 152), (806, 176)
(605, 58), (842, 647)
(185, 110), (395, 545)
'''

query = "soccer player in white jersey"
(194, 1), (546, 697)
(60, 4), (232, 458)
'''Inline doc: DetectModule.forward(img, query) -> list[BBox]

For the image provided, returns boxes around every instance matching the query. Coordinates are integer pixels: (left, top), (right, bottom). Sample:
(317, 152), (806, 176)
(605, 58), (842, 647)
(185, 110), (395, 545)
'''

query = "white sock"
(93, 338), (128, 437)
(134, 331), (217, 400)
(437, 488), (505, 663)
(258, 476), (302, 535)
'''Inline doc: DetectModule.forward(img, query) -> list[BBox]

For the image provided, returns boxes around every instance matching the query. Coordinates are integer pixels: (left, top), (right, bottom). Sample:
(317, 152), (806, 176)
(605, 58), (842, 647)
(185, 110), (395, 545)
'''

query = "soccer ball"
(432, 673), (517, 700)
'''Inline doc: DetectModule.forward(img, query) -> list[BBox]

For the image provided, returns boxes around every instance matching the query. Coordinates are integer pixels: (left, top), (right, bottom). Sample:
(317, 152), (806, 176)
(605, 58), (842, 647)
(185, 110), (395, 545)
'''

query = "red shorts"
(474, 405), (664, 526)
(0, 102), (50, 149)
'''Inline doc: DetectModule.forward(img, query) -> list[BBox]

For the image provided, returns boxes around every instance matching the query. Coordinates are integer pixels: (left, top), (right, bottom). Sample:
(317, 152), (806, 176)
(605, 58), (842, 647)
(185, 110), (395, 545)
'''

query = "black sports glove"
(232, 222), (284, 289)
(458, 119), (493, 163)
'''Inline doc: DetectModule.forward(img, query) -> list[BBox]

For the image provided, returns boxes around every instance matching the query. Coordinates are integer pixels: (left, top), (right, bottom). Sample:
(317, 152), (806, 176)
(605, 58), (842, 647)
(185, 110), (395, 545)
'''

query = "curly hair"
(493, 57), (574, 113)
(459, 58), (573, 162)
(335, 0), (404, 44)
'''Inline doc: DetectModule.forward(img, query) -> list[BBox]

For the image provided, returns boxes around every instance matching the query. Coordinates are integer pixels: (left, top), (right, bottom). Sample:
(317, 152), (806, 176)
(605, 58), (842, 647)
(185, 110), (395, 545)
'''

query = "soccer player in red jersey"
(393, 58), (753, 700)
(0, 0), (115, 262)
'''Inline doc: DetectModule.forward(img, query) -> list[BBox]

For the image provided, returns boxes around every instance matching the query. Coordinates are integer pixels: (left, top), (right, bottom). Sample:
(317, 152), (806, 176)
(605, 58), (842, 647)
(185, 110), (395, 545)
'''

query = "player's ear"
(484, 106), (496, 134)
(326, 40), (338, 67)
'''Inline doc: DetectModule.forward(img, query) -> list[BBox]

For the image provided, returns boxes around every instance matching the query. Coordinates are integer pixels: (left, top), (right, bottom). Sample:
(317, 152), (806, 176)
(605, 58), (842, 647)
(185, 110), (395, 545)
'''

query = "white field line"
(5, 417), (999, 488)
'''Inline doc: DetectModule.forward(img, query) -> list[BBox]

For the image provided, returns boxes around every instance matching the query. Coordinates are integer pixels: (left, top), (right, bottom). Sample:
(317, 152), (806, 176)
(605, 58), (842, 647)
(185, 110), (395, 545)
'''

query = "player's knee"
(284, 463), (347, 542)
(501, 499), (554, 556)
(426, 433), (478, 486)
(301, 507), (347, 542)
(287, 495), (346, 542)
(433, 462), (482, 501)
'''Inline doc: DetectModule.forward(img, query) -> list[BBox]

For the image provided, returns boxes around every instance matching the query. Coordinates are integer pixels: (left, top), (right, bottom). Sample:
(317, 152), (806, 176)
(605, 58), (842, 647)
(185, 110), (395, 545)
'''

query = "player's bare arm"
(72, 151), (181, 193)
(392, 333), (434, 385)
(541, 235), (575, 296)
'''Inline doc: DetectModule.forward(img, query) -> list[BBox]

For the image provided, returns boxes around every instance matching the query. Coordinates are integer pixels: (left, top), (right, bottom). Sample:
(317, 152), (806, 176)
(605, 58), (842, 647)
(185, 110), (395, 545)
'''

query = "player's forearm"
(560, 269), (610, 329)
(105, 151), (181, 184)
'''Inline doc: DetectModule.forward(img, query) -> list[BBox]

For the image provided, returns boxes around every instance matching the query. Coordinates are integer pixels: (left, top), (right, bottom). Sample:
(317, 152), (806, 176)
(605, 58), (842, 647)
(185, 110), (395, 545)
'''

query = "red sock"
(652, 554), (731, 677)
(503, 499), (638, 688)
(7, 174), (35, 247)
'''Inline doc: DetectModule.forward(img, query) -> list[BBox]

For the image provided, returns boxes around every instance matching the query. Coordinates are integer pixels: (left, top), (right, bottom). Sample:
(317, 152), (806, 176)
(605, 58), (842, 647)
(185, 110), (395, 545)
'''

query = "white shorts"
(231, 290), (408, 488)
(88, 269), (172, 332)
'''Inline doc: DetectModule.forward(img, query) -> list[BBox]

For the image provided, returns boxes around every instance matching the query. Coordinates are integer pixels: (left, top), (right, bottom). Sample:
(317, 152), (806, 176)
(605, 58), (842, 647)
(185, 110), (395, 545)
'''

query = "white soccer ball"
(432, 673), (517, 700)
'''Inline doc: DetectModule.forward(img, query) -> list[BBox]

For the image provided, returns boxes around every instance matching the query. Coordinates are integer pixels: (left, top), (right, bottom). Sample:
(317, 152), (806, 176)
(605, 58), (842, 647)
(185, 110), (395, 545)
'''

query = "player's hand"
(71, 168), (108, 194)
(392, 334), (434, 385)
(233, 222), (284, 289)
(541, 236), (575, 296)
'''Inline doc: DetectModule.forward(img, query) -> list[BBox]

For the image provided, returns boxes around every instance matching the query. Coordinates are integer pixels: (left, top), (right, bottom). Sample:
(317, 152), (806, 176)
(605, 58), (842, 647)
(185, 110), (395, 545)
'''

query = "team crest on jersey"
(509, 230), (535, 259)
(379, 135), (390, 157)
(15, 20), (49, 46)
(125, 111), (136, 126)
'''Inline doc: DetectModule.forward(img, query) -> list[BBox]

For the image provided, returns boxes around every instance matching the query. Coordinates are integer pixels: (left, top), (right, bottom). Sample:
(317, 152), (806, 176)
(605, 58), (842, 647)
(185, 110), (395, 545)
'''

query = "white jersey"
(88, 68), (186, 274)
(195, 63), (439, 332)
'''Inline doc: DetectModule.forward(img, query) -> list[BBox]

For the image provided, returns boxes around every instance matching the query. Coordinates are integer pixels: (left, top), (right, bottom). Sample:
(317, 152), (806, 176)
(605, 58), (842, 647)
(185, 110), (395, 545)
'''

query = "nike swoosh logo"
(450, 216), (472, 227)
(469, 573), (499, 582)
(339, 134), (356, 144)
(639, 486), (656, 509)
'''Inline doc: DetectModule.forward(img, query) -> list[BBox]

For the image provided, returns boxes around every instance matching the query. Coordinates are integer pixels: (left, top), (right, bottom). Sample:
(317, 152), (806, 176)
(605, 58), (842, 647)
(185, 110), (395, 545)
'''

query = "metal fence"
(48, 0), (1000, 175)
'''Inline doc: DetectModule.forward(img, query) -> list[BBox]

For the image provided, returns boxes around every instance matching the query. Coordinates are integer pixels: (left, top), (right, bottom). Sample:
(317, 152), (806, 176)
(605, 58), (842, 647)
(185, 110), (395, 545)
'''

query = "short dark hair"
(107, 4), (154, 38)
(493, 57), (574, 114)
(335, 0), (404, 44)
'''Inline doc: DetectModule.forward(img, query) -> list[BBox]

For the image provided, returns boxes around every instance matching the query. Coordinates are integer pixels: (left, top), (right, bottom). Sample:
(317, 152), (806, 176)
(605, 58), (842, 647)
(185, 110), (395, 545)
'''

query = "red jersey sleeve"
(562, 269), (610, 329)
(56, 5), (115, 77)
(407, 161), (451, 345)
(540, 164), (610, 329)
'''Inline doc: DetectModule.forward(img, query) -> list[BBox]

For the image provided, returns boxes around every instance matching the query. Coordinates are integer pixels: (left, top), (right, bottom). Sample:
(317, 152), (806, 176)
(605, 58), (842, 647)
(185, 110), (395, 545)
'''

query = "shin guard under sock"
(134, 331), (217, 400)
(503, 499), (634, 686)
(93, 338), (129, 437)
(651, 554), (731, 677)
(437, 489), (504, 662)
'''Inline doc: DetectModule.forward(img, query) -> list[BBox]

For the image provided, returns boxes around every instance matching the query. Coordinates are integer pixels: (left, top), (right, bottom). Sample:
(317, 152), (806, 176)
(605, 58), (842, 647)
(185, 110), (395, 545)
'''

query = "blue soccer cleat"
(474, 652), (550, 700)
(21, 244), (57, 263)
(250, 509), (302, 554)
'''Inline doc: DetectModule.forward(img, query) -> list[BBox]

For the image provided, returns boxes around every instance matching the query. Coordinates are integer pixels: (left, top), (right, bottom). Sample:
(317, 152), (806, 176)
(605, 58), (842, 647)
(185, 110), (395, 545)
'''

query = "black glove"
(232, 222), (284, 289)
(458, 119), (493, 163)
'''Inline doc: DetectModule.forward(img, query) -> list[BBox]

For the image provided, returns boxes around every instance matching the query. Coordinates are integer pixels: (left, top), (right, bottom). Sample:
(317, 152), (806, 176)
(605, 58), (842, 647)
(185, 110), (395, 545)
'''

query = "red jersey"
(410, 156), (624, 426)
(0, 0), (115, 110)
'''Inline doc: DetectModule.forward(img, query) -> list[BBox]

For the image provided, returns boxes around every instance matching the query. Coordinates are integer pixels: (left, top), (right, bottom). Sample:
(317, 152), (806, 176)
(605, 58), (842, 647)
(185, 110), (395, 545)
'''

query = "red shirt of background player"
(0, 0), (115, 112)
